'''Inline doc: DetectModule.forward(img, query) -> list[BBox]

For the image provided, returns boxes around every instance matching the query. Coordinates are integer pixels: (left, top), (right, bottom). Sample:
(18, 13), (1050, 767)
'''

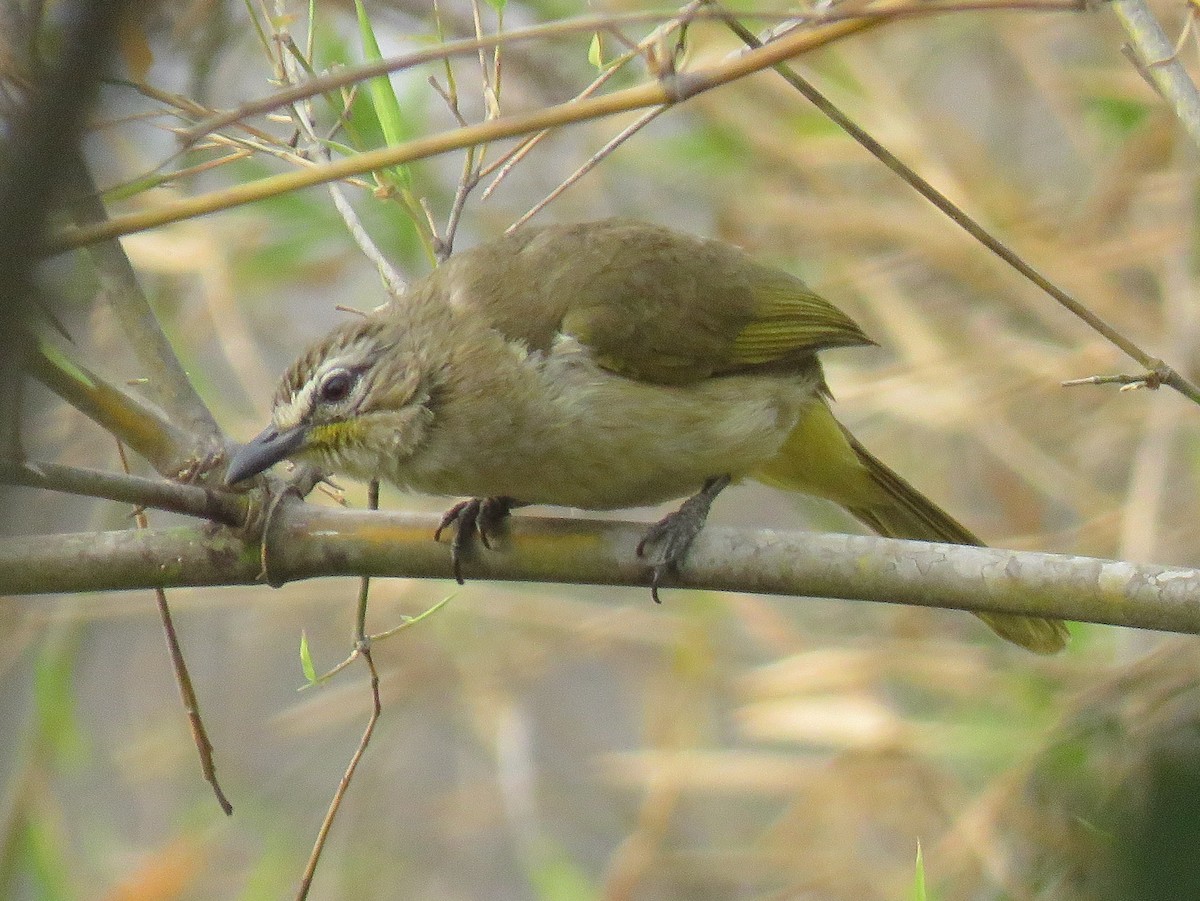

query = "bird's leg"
(434, 496), (521, 583)
(636, 474), (731, 603)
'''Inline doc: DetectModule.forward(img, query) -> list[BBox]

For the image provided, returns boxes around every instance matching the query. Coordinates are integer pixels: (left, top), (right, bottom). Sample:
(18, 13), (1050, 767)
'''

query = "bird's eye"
(317, 369), (355, 404)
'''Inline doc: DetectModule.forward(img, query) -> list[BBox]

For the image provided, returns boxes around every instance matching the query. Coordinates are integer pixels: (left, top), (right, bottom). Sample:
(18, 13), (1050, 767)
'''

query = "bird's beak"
(224, 423), (308, 486)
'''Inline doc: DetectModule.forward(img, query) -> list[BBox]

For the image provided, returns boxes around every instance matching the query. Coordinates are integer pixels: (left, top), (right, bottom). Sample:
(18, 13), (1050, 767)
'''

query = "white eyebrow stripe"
(275, 380), (315, 430)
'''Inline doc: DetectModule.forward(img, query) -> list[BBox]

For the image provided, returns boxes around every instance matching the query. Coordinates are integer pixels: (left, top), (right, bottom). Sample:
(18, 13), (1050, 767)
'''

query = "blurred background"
(4, 1), (1200, 898)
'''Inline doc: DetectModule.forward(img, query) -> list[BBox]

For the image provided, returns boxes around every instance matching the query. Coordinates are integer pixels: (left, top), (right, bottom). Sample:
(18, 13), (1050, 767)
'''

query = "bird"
(225, 219), (1068, 654)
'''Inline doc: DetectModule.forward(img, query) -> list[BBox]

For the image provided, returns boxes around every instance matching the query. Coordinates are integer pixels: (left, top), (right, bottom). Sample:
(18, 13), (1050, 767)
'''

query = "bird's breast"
(380, 334), (821, 510)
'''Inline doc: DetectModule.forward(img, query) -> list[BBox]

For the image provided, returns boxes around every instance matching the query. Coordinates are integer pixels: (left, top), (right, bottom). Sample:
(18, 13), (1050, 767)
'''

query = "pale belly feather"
(391, 336), (821, 509)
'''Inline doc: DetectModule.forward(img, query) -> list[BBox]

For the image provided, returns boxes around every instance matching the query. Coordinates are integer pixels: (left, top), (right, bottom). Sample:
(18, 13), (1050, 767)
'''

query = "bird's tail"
(752, 400), (1069, 654)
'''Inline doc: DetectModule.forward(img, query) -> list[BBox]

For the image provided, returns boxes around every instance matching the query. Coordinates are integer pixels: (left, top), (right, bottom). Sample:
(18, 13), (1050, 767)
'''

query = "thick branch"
(2, 504), (1197, 637)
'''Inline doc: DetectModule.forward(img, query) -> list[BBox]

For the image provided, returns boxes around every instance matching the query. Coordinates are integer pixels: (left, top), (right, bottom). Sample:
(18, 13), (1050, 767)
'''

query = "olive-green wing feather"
(434, 219), (873, 385)
(728, 267), (876, 367)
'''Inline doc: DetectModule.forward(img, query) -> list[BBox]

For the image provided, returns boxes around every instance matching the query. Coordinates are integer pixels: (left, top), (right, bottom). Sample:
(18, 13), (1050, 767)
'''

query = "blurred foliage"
(5, 0), (1200, 899)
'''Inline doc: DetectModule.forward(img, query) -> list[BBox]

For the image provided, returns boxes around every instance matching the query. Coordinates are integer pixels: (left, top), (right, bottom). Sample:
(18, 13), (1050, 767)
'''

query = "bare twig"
(117, 442), (232, 816)
(508, 106), (668, 231)
(1112, 0), (1200, 150)
(1062, 370), (1170, 390)
(714, 5), (1200, 408)
(430, 0), (505, 260)
(292, 478), (389, 899)
(295, 646), (381, 901)
(0, 459), (246, 525)
(49, 1), (1091, 256)
(297, 3), (412, 295)
(481, 2), (699, 201)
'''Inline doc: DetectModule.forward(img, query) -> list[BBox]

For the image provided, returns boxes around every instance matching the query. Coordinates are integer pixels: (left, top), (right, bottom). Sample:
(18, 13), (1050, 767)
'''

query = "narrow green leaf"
(588, 33), (604, 71)
(299, 630), (317, 684)
(483, 0), (507, 11)
(911, 841), (927, 901)
(353, 0), (406, 150)
(352, 0), (413, 193)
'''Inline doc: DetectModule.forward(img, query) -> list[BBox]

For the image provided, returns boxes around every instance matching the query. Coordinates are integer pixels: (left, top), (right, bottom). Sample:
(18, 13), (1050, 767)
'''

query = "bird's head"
(224, 314), (439, 486)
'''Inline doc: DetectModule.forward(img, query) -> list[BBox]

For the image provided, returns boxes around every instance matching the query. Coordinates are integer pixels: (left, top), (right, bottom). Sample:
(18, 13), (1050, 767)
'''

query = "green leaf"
(353, 0), (411, 189)
(299, 630), (317, 684)
(911, 841), (928, 901)
(483, 0), (507, 11)
(588, 33), (604, 71)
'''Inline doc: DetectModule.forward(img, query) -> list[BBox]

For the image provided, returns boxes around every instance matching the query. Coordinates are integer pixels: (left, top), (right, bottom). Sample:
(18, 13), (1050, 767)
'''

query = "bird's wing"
(434, 219), (874, 385)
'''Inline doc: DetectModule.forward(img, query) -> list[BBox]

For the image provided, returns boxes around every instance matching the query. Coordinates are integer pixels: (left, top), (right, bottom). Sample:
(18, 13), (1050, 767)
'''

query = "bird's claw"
(636, 511), (704, 604)
(434, 496), (516, 583)
(636, 475), (730, 604)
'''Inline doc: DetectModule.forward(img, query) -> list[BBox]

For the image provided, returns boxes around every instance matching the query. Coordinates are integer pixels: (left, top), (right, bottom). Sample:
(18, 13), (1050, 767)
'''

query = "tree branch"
(50, 0), (1041, 255)
(1111, 0), (1200, 152)
(68, 160), (225, 445)
(27, 340), (208, 478)
(3, 504), (1197, 637)
(0, 459), (246, 526)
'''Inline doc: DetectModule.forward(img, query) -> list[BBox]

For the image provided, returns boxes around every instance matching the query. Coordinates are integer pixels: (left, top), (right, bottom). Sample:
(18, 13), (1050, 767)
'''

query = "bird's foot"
(434, 496), (518, 584)
(636, 475), (730, 603)
(175, 443), (226, 485)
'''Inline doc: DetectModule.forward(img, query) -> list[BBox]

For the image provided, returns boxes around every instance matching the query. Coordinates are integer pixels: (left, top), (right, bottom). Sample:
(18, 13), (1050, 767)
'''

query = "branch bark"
(3, 503), (1198, 637)
(68, 161), (225, 445)
(0, 460), (246, 526)
(27, 341), (207, 478)
(1112, 0), (1200, 151)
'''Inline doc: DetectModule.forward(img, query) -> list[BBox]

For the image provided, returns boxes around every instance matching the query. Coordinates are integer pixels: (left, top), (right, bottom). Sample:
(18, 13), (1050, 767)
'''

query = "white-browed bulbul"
(225, 219), (1068, 654)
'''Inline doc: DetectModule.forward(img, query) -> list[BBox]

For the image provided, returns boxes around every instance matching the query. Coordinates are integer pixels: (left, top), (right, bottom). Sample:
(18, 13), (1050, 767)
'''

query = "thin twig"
(432, 0), (502, 260)
(1111, 0), (1200, 150)
(117, 442), (233, 816)
(0, 458), (246, 525)
(293, 483), (383, 901)
(1062, 371), (1169, 390)
(281, 4), (408, 298)
(49, 1), (1093, 256)
(295, 645), (381, 901)
(328, 176), (408, 299)
(355, 479), (380, 643)
(713, 4), (1200, 408)
(509, 106), (668, 231)
(479, 3), (698, 200)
